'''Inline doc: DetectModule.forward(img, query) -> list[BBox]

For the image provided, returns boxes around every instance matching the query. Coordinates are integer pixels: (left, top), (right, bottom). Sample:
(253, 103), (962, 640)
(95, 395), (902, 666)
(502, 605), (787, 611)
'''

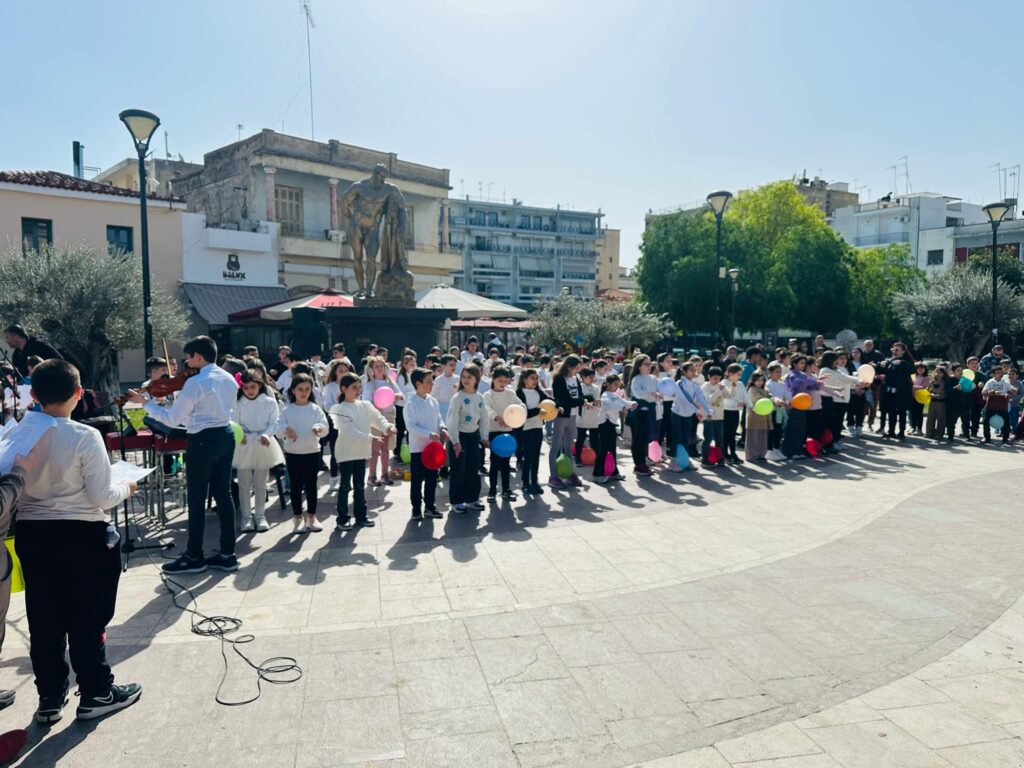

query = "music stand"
(110, 402), (171, 571)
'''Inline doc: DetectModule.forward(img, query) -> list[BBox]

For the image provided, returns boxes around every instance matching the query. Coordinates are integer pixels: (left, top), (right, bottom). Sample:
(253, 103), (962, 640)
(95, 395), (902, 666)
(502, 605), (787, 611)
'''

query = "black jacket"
(12, 337), (62, 377)
(552, 375), (584, 418)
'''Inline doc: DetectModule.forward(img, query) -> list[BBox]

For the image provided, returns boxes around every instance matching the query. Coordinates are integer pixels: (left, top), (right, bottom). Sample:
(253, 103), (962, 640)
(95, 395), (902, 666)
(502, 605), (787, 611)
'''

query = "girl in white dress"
(232, 371), (285, 532)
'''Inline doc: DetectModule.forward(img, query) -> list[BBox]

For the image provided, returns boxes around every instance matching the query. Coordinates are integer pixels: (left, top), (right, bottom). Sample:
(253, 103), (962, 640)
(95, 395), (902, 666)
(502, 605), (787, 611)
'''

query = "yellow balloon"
(962, 368), (976, 382)
(914, 388), (931, 405)
(539, 400), (558, 422)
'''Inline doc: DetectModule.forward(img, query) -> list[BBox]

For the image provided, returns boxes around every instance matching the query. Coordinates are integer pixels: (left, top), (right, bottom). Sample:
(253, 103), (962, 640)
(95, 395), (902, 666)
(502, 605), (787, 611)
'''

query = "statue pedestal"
(292, 305), (458, 361)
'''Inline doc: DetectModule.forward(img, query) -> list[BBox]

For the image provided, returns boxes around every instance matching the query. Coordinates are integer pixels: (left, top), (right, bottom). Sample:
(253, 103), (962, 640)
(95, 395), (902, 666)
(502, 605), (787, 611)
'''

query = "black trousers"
(657, 402), (673, 446)
(285, 452), (320, 516)
(393, 406), (406, 459)
(520, 428), (542, 487)
(594, 421), (618, 477)
(847, 393), (866, 427)
(17, 520), (120, 698)
(185, 426), (237, 559)
(336, 458), (367, 523)
(910, 401), (925, 431)
(808, 406), (825, 441)
(970, 399), (983, 436)
(449, 430), (482, 504)
(630, 406), (654, 469)
(488, 431), (512, 493)
(410, 452), (438, 512)
(723, 410), (740, 457)
(984, 408), (1010, 441)
(883, 400), (907, 436)
(574, 427), (598, 460)
(327, 423), (339, 477)
(830, 399), (847, 443)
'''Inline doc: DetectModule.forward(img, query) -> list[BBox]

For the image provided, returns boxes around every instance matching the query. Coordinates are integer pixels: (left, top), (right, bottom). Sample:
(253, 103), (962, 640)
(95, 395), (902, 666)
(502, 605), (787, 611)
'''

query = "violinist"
(127, 336), (239, 575)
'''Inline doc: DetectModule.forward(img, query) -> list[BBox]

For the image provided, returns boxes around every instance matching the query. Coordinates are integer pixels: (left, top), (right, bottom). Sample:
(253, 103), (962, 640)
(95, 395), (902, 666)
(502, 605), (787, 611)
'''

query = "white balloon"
(503, 403), (527, 428)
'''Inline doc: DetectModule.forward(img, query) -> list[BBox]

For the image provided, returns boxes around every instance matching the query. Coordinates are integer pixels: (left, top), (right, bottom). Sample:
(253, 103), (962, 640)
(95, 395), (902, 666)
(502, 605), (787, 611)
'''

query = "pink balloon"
(372, 386), (396, 410)
(603, 453), (616, 476)
(388, 369), (398, 382)
(647, 440), (662, 462)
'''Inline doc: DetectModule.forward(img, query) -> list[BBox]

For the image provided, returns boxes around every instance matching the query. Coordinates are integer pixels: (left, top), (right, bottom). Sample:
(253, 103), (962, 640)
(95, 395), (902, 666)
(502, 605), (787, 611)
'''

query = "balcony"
(205, 222), (273, 253)
(852, 232), (910, 247)
(279, 229), (342, 260)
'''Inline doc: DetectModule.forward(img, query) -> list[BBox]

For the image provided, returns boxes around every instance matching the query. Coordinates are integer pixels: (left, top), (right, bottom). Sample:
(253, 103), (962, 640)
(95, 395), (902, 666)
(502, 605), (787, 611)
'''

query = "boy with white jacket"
(329, 372), (395, 530)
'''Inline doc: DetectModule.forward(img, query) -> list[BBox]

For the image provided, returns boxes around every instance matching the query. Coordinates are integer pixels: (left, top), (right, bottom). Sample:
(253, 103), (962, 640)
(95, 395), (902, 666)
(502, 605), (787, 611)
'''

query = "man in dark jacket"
(3, 325), (62, 379)
(879, 341), (915, 439)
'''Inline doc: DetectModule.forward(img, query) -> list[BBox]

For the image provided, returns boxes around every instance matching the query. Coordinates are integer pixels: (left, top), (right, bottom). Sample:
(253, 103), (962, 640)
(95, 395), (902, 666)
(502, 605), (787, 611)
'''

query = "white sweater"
(445, 390), (485, 434)
(519, 388), (542, 430)
(330, 400), (392, 462)
(404, 393), (446, 453)
(576, 381), (602, 429)
(18, 416), (131, 523)
(599, 391), (633, 426)
(232, 393), (280, 440)
(276, 402), (329, 454)
(483, 388), (520, 434)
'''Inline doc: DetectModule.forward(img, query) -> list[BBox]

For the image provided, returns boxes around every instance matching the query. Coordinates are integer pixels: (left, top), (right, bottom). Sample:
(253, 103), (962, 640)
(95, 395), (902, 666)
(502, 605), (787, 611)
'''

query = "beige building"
(595, 227), (621, 292)
(93, 157), (203, 198)
(795, 176), (859, 220)
(0, 170), (186, 380)
(171, 129), (458, 295)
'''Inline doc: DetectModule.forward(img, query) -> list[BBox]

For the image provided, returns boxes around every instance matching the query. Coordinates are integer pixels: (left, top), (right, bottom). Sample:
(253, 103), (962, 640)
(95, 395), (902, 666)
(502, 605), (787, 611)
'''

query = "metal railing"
(852, 232), (910, 247)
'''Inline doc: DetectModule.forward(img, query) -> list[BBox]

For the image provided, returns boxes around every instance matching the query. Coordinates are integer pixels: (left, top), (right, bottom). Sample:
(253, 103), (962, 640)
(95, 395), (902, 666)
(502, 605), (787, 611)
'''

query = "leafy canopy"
(529, 292), (673, 352)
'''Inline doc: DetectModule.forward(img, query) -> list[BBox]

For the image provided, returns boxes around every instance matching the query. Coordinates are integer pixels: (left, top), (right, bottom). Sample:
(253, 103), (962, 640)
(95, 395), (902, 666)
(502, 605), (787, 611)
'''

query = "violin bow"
(163, 339), (176, 376)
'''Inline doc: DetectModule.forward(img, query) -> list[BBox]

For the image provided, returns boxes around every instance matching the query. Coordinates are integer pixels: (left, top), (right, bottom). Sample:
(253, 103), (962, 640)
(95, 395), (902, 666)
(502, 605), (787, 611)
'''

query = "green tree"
(0, 245), (188, 393)
(846, 243), (925, 338)
(967, 246), (1024, 292)
(638, 180), (853, 336)
(892, 267), (1024, 361)
(528, 292), (673, 352)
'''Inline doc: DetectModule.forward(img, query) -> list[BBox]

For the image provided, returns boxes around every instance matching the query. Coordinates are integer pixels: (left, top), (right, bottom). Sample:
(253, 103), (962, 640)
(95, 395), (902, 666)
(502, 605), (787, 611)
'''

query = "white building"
(832, 193), (1024, 276)
(443, 198), (603, 308)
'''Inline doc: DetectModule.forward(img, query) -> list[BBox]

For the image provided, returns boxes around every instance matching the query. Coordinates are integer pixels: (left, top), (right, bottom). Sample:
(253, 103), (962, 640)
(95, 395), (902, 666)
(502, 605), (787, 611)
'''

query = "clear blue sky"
(2, 0), (1022, 267)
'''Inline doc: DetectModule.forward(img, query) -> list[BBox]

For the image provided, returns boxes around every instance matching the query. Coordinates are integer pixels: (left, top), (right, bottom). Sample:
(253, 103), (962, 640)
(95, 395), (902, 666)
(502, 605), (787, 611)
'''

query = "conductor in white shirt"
(128, 336), (239, 575)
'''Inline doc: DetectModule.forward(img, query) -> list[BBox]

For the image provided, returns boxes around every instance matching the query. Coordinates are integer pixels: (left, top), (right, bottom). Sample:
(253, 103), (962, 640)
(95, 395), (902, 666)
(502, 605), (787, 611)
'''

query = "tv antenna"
(237, 123), (244, 142)
(887, 156), (911, 197)
(300, 0), (317, 140)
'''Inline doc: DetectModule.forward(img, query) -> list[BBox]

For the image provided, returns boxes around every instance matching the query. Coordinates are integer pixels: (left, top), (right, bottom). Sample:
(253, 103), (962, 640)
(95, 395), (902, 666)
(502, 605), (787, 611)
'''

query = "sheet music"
(0, 411), (57, 474)
(110, 461), (155, 485)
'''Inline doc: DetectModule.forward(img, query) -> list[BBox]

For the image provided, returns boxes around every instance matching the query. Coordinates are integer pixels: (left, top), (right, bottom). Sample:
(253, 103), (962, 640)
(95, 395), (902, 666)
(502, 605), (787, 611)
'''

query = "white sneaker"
(306, 516), (323, 532)
(328, 477), (340, 491)
(240, 517), (255, 533)
(255, 518), (270, 532)
(293, 519), (306, 534)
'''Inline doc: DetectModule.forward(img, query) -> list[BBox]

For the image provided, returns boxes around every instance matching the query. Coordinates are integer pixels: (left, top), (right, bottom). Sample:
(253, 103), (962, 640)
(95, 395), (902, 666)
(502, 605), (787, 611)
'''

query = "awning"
(182, 282), (289, 326)
(415, 285), (529, 319)
(228, 289), (354, 322)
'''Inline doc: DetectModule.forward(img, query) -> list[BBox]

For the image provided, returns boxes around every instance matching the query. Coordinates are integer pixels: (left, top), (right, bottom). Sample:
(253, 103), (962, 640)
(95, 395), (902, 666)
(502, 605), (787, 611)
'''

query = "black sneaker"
(425, 508), (443, 519)
(411, 511), (423, 520)
(36, 684), (69, 724)
(486, 494), (497, 503)
(162, 554), (207, 575)
(502, 491), (518, 501)
(205, 553), (238, 572)
(337, 518), (354, 531)
(0, 689), (14, 711)
(76, 683), (142, 721)
(357, 519), (376, 528)
(470, 501), (486, 510)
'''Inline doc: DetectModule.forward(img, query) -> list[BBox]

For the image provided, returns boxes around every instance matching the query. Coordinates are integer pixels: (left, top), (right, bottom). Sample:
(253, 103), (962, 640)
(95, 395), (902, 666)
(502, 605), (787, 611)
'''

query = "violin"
(114, 367), (197, 407)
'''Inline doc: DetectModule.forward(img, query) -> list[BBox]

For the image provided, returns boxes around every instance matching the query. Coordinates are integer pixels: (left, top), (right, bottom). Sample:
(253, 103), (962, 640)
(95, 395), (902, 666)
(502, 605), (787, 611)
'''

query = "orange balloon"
(791, 392), (812, 410)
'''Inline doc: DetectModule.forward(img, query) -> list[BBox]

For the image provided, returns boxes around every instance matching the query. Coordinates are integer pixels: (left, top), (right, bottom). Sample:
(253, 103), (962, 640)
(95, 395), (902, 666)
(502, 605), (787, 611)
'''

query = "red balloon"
(821, 429), (833, 447)
(805, 438), (821, 458)
(422, 441), (447, 471)
(707, 445), (723, 464)
(580, 446), (596, 466)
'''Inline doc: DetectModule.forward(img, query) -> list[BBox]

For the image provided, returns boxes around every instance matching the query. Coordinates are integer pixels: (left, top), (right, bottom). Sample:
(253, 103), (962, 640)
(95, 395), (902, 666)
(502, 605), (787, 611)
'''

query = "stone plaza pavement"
(1, 435), (1023, 766)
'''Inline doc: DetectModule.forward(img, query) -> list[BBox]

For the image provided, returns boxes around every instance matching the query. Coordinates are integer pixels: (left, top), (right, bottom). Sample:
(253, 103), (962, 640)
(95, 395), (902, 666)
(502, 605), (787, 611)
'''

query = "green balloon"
(230, 421), (244, 444)
(556, 453), (574, 479)
(753, 398), (774, 416)
(400, 443), (411, 463)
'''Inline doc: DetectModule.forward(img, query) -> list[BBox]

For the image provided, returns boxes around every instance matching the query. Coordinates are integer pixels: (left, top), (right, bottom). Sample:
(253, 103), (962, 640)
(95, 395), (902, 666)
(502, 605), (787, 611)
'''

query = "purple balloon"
(603, 453), (616, 476)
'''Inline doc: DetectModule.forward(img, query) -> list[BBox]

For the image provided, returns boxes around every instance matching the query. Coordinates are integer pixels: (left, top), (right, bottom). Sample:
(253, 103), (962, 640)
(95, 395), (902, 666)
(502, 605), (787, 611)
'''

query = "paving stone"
(473, 634), (571, 685)
(716, 722), (822, 763)
(803, 721), (956, 768)
(882, 702), (1011, 749)
(396, 655), (492, 714)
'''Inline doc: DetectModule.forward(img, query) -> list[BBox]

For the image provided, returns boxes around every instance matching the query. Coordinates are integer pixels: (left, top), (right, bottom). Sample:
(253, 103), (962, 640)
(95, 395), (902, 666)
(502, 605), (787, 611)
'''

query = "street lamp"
(728, 268), (740, 342)
(983, 201), (1011, 341)
(707, 190), (733, 348)
(119, 108), (161, 360)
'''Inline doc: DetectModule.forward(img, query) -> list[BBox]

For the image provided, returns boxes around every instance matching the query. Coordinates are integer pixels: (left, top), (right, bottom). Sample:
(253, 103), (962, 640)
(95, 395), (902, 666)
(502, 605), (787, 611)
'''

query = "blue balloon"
(960, 376), (974, 392)
(491, 433), (517, 458)
(990, 414), (1005, 432)
(675, 444), (690, 469)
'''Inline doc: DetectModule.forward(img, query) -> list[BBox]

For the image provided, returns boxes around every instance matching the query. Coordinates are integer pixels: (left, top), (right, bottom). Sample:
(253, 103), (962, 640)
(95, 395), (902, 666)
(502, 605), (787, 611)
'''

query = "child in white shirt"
(594, 373), (636, 483)
(276, 373), (329, 533)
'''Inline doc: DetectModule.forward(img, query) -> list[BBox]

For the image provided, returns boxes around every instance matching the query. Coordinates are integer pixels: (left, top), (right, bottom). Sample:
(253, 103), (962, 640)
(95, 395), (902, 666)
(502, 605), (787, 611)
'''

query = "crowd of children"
(187, 335), (1024, 535)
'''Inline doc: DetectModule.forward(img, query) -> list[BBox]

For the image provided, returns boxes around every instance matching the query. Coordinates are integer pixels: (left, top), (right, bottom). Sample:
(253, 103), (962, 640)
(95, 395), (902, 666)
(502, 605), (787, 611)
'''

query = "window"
(520, 215), (530, 228)
(486, 211), (498, 226)
(106, 225), (133, 254)
(21, 218), (52, 254)
(476, 282), (488, 294)
(927, 249), (944, 266)
(274, 186), (303, 236)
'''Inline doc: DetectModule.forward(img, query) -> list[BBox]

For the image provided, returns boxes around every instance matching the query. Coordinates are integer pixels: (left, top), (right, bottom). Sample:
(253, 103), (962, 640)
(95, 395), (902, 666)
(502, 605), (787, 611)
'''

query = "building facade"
(595, 227), (621, 292)
(831, 193), (990, 274)
(93, 157), (204, 198)
(444, 198), (602, 308)
(796, 177), (859, 220)
(0, 170), (186, 380)
(171, 129), (457, 295)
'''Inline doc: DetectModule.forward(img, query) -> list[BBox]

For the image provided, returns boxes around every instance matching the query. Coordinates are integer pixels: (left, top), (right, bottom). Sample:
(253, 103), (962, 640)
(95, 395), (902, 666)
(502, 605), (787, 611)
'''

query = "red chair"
(104, 431), (155, 515)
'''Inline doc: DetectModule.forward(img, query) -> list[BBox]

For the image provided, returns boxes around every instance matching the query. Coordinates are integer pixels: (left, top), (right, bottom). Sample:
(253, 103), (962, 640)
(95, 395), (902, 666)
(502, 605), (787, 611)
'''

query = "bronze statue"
(339, 164), (414, 303)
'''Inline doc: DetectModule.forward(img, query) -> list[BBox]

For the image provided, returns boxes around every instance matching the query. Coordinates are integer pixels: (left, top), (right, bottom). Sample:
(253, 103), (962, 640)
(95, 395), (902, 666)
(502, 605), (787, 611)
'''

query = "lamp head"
(984, 202), (1011, 226)
(727, 268), (739, 280)
(706, 190), (733, 217)
(119, 109), (160, 151)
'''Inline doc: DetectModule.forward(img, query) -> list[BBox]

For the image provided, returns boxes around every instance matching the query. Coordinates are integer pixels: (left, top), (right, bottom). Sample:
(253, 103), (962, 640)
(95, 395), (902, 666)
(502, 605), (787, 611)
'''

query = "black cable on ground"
(126, 492), (303, 705)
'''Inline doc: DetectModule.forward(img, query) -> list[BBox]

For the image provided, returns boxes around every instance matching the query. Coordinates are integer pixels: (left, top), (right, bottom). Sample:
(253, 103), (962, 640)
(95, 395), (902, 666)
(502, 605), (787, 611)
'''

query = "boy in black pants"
(17, 360), (142, 723)
(403, 368), (448, 520)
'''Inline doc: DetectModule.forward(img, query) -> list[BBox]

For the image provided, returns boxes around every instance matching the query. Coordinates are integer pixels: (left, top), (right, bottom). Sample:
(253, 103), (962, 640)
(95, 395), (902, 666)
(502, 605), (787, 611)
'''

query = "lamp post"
(983, 201), (1011, 342)
(119, 109), (161, 360)
(728, 267), (740, 343)
(707, 190), (733, 348)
